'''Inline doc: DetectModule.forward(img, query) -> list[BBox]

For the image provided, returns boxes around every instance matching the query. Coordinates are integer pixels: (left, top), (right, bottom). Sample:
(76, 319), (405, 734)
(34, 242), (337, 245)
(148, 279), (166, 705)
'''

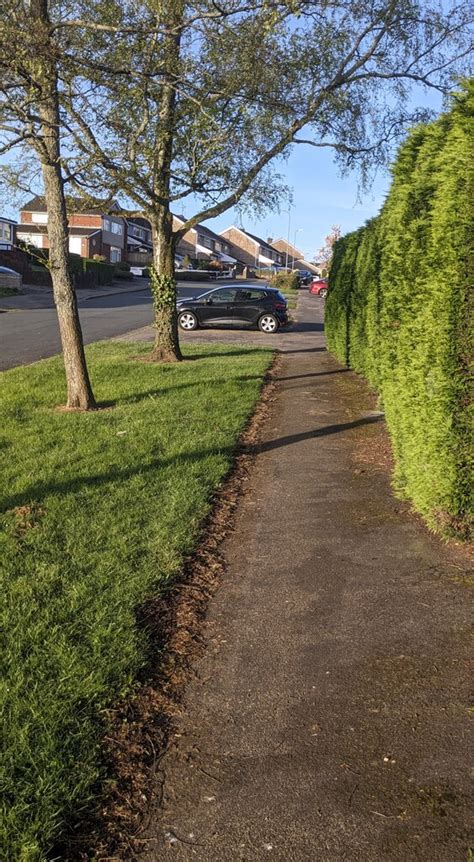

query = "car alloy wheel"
(319, 288), (328, 298)
(178, 311), (198, 330)
(258, 313), (278, 333)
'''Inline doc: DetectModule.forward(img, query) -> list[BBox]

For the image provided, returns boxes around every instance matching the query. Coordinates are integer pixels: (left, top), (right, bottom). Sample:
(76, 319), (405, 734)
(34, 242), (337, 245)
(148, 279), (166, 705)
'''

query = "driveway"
(118, 292), (317, 354)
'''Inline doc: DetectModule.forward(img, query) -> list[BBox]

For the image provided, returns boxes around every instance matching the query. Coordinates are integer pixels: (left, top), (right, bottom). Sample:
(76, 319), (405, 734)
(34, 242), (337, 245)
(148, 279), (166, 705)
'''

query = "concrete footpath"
(135, 293), (472, 861)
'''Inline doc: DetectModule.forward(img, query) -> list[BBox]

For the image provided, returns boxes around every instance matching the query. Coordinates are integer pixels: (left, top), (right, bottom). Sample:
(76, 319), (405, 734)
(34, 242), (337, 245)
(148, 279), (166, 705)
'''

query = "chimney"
(267, 236), (273, 244)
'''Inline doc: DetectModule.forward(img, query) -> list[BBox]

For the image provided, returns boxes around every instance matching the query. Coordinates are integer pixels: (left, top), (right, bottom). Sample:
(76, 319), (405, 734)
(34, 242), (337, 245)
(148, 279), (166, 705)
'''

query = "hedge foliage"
(325, 83), (473, 539)
(269, 271), (300, 291)
(16, 246), (115, 287)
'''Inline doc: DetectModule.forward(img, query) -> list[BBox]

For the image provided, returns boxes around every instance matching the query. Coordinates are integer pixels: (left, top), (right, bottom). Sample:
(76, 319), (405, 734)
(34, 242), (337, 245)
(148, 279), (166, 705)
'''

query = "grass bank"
(0, 341), (273, 861)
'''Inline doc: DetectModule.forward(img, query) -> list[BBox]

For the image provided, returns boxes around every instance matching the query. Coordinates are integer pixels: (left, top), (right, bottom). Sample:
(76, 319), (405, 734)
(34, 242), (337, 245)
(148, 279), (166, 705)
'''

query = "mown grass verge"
(0, 341), (273, 861)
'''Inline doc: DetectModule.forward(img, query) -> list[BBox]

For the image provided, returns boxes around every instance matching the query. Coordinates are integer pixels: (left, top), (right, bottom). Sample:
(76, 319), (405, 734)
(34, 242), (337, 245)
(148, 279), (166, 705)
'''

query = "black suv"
(176, 286), (289, 333)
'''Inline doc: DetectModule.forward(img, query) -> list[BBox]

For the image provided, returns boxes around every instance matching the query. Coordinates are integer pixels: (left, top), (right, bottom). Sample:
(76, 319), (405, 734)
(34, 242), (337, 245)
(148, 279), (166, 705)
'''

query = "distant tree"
(317, 225), (342, 273)
(0, 0), (97, 410)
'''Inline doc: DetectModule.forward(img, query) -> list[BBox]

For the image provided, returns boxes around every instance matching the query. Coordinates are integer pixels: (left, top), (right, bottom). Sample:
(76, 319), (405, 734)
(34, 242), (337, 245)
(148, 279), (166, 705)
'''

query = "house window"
(0, 223), (11, 243)
(110, 247), (121, 263)
(31, 212), (48, 223)
(214, 241), (222, 252)
(111, 222), (123, 235)
(103, 218), (111, 231)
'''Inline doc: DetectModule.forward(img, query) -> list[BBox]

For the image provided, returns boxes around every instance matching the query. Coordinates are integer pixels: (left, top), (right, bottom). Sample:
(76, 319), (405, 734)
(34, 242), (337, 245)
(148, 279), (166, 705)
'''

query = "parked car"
(309, 277), (328, 297)
(0, 266), (22, 290)
(176, 285), (289, 333)
(296, 269), (313, 285)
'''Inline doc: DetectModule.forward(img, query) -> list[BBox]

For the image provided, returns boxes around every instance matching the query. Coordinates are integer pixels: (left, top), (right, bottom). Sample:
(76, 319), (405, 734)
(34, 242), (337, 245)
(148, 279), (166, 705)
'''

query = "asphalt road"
(0, 282), (218, 371)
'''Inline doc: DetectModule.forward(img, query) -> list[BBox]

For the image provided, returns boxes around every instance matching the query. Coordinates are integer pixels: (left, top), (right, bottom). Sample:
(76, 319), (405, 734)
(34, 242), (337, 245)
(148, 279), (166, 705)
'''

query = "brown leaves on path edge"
(53, 354), (281, 862)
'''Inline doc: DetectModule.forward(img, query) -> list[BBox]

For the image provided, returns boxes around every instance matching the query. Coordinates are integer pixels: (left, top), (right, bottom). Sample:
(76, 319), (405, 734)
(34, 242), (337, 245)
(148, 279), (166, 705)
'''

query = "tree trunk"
(31, 0), (96, 409)
(42, 164), (97, 408)
(148, 0), (184, 362)
(149, 211), (182, 362)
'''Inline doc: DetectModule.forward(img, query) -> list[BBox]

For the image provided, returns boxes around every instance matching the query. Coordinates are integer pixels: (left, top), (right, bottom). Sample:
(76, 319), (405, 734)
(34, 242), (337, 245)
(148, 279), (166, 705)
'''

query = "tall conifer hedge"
(325, 83), (473, 539)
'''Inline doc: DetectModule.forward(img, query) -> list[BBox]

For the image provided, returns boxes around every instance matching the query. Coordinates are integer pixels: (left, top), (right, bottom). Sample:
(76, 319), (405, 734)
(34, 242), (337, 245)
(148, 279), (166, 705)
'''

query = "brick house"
(218, 226), (284, 270)
(270, 238), (322, 275)
(173, 215), (237, 266)
(0, 216), (16, 250)
(17, 196), (127, 263)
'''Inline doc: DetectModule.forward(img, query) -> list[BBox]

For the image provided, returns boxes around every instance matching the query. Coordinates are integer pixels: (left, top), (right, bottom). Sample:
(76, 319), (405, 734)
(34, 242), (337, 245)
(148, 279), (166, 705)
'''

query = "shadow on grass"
(92, 373), (265, 409)
(182, 348), (270, 361)
(1, 415), (383, 512)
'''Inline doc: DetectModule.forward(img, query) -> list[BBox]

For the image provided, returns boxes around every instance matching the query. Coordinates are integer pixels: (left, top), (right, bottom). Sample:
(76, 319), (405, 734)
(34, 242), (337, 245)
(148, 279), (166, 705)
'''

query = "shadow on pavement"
(278, 369), (349, 381)
(1, 416), (382, 512)
(256, 414), (384, 454)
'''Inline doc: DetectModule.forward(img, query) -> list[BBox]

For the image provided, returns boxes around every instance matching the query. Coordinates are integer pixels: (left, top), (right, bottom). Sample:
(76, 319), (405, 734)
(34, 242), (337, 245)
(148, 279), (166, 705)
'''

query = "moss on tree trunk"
(149, 216), (182, 362)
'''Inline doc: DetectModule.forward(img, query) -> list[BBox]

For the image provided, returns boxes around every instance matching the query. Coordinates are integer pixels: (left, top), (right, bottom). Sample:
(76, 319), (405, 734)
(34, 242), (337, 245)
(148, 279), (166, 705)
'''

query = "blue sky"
(197, 146), (392, 262)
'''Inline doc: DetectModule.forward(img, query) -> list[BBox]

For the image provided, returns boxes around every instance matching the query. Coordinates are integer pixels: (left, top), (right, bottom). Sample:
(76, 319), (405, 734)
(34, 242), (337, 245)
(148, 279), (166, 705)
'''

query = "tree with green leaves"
(0, 0), (97, 410)
(55, 0), (471, 361)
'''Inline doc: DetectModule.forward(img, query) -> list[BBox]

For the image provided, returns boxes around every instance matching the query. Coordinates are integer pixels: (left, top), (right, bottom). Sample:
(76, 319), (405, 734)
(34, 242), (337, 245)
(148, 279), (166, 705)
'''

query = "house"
(218, 226), (284, 271)
(126, 217), (153, 265)
(173, 215), (237, 267)
(17, 196), (127, 263)
(0, 216), (16, 250)
(270, 237), (322, 275)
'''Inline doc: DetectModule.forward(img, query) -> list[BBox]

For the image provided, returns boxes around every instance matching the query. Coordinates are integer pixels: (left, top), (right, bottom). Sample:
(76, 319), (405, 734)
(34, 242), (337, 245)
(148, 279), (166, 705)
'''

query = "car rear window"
(237, 289), (264, 301)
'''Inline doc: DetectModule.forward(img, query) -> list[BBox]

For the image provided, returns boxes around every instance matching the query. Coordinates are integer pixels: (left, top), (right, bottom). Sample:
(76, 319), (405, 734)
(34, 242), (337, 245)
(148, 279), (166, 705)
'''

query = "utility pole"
(283, 207), (291, 270)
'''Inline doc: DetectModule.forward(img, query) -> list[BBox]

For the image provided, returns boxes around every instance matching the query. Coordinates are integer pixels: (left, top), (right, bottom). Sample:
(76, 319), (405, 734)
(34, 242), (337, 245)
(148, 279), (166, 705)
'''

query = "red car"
(309, 278), (328, 297)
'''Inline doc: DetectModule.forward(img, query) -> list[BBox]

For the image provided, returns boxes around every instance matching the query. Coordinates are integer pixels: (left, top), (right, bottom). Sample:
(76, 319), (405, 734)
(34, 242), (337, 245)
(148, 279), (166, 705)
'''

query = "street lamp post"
(282, 207), (291, 270)
(292, 228), (303, 269)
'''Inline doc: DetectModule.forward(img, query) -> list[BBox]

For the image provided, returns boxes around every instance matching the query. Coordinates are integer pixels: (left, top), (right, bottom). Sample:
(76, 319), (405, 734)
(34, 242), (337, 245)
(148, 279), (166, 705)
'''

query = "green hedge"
(325, 83), (473, 539)
(269, 271), (299, 292)
(82, 258), (115, 285)
(13, 248), (115, 288)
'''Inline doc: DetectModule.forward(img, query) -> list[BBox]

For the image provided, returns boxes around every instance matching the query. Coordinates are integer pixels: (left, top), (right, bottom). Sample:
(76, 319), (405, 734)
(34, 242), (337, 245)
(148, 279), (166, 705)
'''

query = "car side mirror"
(206, 297), (213, 305)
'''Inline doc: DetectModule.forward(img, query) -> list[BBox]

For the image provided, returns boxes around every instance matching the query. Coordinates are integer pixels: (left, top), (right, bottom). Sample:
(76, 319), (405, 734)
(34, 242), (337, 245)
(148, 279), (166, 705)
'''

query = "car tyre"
(178, 311), (198, 331)
(319, 288), (328, 298)
(258, 313), (279, 333)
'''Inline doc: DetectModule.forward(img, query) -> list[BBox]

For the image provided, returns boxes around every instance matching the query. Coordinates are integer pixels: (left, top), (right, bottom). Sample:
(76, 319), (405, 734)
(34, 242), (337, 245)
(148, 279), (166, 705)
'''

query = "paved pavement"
(134, 292), (473, 861)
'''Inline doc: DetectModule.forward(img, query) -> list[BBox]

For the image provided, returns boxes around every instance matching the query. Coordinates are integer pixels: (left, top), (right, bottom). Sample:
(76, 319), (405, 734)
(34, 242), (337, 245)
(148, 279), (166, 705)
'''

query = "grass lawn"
(0, 341), (273, 861)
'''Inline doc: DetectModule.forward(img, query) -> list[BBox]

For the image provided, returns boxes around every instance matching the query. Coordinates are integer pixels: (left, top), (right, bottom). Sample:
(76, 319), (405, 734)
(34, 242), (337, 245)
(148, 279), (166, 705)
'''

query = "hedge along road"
(0, 281), (235, 371)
